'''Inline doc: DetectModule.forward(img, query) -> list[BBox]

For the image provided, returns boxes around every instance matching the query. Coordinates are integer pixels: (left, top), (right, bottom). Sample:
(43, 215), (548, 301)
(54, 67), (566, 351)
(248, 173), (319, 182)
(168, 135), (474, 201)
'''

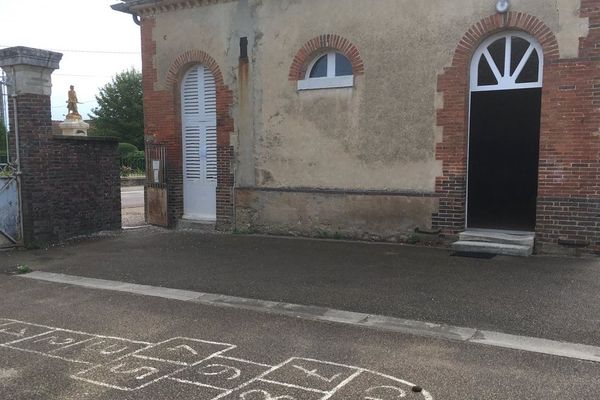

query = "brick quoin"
(435, 8), (600, 254)
(141, 16), (234, 229)
(289, 34), (365, 81)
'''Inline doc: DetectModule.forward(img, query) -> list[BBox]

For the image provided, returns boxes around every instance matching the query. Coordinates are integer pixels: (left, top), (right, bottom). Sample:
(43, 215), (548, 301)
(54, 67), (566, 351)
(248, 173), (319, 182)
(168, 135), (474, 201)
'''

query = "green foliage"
(121, 150), (145, 175)
(316, 230), (343, 240)
(0, 122), (7, 164)
(16, 265), (31, 274)
(89, 69), (144, 149)
(118, 142), (138, 158)
(405, 233), (420, 245)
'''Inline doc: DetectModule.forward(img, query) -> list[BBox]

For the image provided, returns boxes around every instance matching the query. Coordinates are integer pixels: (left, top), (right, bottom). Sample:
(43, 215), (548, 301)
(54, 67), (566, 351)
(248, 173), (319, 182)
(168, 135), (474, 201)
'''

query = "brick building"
(113, 0), (600, 255)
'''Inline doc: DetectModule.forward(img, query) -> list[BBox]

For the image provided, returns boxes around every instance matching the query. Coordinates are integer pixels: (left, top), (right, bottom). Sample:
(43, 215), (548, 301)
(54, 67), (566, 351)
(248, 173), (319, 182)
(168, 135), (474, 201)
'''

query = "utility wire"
(52, 100), (95, 109)
(0, 45), (140, 55)
(55, 73), (114, 78)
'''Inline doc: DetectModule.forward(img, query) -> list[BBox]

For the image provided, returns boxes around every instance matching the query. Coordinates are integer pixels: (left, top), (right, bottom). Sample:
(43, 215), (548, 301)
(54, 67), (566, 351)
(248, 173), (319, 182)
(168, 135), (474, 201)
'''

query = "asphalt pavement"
(121, 186), (144, 209)
(1, 277), (599, 400)
(1, 228), (599, 347)
(121, 186), (145, 227)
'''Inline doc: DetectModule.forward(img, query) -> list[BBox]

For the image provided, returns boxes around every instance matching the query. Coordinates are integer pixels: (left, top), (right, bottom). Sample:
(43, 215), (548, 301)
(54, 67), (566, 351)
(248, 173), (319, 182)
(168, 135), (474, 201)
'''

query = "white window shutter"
(181, 65), (217, 183)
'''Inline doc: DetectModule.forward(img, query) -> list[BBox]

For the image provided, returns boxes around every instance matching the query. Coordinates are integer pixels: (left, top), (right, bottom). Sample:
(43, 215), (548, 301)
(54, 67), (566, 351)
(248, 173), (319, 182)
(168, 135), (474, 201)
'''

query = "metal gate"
(145, 142), (168, 227)
(0, 70), (21, 247)
(0, 167), (21, 247)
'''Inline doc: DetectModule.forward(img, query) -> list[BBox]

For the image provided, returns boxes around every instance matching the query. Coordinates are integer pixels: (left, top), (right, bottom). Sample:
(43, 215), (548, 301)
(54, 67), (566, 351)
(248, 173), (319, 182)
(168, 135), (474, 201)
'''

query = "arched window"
(298, 51), (354, 90)
(470, 32), (543, 92)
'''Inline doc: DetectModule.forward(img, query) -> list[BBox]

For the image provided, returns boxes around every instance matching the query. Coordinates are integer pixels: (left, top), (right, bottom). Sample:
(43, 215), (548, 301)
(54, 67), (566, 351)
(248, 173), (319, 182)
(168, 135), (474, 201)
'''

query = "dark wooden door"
(467, 88), (542, 231)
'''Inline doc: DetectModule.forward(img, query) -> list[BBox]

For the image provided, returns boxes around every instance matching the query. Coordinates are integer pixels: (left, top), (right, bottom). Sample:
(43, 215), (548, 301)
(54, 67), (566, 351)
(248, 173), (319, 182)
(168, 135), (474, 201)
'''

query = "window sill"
(297, 76), (354, 91)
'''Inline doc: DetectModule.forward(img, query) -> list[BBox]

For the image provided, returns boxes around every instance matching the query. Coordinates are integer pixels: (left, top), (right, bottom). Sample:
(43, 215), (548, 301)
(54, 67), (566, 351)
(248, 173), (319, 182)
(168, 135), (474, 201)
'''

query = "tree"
(89, 69), (144, 149)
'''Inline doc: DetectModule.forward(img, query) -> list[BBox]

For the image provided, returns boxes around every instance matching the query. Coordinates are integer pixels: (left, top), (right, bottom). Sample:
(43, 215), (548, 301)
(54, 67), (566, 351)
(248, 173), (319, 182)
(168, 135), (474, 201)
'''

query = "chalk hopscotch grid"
(0, 317), (434, 400)
(0, 318), (153, 368)
(70, 336), (237, 391)
(132, 337), (237, 365)
(0, 318), (153, 344)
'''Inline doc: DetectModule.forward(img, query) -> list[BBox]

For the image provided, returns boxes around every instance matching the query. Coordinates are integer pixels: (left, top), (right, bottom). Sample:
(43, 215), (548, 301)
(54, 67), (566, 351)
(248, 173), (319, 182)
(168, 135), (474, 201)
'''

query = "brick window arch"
(288, 34), (364, 82)
(165, 49), (226, 90)
(433, 12), (559, 233)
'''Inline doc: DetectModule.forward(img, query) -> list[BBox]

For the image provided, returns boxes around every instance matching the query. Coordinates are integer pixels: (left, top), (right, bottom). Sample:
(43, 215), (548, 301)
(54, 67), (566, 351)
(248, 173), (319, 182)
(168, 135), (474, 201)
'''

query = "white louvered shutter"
(182, 65), (217, 183)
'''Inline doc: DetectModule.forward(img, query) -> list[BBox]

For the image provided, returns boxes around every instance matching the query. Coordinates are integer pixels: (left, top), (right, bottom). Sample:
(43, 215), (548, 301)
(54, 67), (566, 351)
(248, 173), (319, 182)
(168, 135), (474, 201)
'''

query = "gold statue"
(66, 85), (81, 119)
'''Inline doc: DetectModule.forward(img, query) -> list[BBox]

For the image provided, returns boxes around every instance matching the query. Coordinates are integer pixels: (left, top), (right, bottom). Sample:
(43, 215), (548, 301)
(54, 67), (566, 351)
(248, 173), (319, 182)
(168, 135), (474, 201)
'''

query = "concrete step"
(459, 230), (535, 247)
(452, 240), (533, 257)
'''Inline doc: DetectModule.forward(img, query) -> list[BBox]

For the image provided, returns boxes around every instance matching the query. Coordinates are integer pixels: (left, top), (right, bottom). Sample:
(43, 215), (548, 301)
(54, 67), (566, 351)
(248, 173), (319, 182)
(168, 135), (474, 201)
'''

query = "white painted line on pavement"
(17, 271), (600, 364)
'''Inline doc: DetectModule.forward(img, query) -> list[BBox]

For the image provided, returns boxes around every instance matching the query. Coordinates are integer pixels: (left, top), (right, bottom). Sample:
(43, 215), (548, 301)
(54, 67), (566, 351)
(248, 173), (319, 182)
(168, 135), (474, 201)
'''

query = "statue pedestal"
(59, 116), (89, 136)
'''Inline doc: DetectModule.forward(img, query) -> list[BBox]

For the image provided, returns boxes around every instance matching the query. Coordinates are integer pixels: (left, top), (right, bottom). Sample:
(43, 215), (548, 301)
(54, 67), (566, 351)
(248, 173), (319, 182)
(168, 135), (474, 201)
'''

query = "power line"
(0, 45), (140, 55)
(52, 100), (95, 109)
(55, 73), (114, 78)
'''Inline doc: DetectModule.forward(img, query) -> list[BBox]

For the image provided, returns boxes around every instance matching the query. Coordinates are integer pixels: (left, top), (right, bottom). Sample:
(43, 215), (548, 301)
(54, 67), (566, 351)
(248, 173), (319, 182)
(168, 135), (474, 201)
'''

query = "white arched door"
(467, 32), (543, 231)
(181, 65), (217, 221)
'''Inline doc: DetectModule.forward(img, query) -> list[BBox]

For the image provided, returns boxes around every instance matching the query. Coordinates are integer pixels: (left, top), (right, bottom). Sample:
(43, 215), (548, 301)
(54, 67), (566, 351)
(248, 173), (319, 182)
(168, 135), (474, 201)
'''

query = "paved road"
(121, 186), (144, 209)
(1, 276), (599, 399)
(3, 229), (599, 346)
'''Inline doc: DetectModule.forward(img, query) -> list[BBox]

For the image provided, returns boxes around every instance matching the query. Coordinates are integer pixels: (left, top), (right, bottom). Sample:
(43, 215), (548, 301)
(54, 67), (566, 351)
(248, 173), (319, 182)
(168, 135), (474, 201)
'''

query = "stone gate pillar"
(0, 47), (62, 245)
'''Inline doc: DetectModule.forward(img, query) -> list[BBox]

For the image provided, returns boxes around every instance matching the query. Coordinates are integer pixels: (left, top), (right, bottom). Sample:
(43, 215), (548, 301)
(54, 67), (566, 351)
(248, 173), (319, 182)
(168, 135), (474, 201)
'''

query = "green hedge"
(121, 150), (145, 173)
(118, 142), (138, 157)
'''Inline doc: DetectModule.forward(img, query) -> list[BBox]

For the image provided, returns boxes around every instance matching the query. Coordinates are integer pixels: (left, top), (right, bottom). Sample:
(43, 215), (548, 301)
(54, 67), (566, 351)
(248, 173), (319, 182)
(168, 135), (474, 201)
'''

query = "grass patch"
(16, 265), (31, 274)
(405, 233), (420, 245)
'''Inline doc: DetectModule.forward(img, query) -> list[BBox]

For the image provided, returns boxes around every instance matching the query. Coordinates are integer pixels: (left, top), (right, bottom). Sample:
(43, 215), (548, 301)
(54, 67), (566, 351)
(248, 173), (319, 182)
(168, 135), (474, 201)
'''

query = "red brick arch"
(164, 49), (235, 229)
(433, 12), (560, 233)
(165, 49), (226, 89)
(288, 34), (365, 81)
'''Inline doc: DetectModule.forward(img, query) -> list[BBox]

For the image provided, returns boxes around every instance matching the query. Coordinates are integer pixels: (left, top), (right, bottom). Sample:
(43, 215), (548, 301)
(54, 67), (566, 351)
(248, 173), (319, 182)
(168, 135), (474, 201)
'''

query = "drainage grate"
(451, 251), (497, 259)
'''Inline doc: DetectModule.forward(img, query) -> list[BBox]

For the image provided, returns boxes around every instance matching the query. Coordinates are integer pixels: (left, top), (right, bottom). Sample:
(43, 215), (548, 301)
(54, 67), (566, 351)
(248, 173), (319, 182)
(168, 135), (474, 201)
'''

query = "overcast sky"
(0, 0), (141, 121)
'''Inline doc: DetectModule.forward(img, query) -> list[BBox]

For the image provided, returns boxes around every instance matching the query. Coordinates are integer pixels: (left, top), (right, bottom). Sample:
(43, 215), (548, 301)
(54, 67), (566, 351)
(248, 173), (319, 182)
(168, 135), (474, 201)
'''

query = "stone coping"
(52, 134), (119, 142)
(0, 46), (62, 69)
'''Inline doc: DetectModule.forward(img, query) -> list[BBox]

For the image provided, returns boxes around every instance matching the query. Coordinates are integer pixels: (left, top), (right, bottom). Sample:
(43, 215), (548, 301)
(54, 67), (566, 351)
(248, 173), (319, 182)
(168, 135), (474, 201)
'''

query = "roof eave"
(111, 0), (161, 14)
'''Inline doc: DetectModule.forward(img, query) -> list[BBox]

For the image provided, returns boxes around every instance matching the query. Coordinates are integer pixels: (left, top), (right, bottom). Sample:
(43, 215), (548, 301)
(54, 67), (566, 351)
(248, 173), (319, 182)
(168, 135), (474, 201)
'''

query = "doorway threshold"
(465, 228), (535, 236)
(177, 218), (216, 233)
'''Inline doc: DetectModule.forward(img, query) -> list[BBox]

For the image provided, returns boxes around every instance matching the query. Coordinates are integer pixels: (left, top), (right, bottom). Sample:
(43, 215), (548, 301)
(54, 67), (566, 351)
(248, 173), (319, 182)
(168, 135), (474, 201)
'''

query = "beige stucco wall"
(147, 0), (587, 234)
(235, 189), (439, 239)
(150, 0), (586, 193)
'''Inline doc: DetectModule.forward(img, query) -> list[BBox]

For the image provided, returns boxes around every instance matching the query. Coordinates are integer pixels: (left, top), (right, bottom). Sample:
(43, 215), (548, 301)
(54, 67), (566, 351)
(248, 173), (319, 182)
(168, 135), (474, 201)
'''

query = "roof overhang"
(111, 0), (235, 17)
(111, 1), (157, 14)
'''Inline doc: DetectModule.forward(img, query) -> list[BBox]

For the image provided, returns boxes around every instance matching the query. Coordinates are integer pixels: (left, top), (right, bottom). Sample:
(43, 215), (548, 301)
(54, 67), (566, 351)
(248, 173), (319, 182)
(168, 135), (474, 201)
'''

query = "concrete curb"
(17, 271), (600, 364)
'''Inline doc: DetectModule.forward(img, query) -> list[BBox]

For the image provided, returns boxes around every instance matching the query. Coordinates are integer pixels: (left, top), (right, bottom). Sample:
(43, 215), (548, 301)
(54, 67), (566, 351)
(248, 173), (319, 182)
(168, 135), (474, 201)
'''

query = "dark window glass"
(488, 37), (506, 77)
(510, 37), (530, 75)
(309, 55), (328, 78)
(335, 53), (353, 76)
(515, 49), (539, 83)
(477, 56), (497, 86)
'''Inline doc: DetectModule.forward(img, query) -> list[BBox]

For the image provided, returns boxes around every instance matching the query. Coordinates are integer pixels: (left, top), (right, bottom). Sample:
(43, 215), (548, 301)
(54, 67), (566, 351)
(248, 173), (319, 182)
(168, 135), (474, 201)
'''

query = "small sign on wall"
(152, 160), (160, 184)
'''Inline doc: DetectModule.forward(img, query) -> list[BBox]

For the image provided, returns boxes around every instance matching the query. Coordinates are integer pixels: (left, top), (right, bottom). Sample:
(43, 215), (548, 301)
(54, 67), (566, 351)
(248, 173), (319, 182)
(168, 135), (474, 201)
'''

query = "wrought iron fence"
(0, 68), (22, 246)
(145, 142), (167, 188)
(0, 69), (8, 167)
